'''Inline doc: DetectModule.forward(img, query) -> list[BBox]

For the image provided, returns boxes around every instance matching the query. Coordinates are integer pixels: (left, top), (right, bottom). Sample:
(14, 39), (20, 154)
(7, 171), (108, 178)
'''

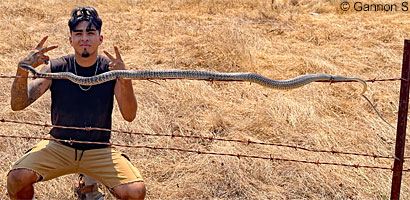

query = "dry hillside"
(0, 0), (410, 199)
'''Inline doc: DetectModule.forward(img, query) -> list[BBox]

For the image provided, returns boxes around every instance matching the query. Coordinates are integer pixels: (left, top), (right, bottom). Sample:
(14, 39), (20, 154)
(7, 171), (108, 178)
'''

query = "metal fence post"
(391, 40), (410, 200)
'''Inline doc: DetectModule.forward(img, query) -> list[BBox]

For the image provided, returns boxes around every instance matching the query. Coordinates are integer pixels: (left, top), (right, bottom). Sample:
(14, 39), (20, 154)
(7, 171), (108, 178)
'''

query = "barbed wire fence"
(0, 118), (399, 159)
(1, 42), (410, 199)
(0, 118), (401, 171)
(0, 74), (408, 185)
(0, 133), (398, 171)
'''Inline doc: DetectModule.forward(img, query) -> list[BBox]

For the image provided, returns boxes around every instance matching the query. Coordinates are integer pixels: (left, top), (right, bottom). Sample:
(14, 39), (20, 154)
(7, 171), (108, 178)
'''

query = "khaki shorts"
(10, 140), (143, 188)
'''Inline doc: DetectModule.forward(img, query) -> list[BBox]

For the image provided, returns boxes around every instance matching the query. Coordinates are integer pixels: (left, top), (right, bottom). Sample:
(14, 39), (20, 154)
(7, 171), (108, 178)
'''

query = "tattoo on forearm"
(28, 82), (43, 103)
(12, 37), (54, 110)
(11, 76), (50, 110)
(11, 73), (28, 95)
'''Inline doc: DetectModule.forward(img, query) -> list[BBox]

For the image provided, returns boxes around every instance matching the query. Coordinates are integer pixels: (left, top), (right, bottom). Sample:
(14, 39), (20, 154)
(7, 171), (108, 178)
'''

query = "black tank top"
(49, 55), (116, 150)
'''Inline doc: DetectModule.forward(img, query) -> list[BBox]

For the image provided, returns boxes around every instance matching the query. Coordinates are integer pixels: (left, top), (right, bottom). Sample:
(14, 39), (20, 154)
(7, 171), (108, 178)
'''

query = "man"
(7, 6), (146, 200)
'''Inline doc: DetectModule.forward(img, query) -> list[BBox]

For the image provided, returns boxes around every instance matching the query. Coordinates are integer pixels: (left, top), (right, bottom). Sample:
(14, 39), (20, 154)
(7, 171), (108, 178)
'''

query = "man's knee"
(113, 181), (146, 200)
(7, 169), (39, 187)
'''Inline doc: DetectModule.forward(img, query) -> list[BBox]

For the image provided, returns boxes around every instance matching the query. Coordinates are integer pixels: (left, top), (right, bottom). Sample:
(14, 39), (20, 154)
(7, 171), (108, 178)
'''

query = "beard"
(81, 48), (90, 57)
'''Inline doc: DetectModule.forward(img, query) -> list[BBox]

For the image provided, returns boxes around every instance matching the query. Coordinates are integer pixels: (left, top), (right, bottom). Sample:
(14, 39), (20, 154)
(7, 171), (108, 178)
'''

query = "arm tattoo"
(27, 79), (51, 104)
(28, 82), (43, 104)
(11, 64), (51, 110)
(11, 71), (30, 110)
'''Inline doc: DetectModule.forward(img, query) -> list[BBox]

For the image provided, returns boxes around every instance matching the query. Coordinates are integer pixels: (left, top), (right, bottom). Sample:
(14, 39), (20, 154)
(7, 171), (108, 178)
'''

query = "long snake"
(19, 64), (367, 95)
(19, 64), (395, 128)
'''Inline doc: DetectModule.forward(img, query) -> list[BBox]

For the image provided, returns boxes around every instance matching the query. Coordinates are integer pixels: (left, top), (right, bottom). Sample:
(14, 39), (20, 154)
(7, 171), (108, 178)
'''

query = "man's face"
(69, 21), (103, 58)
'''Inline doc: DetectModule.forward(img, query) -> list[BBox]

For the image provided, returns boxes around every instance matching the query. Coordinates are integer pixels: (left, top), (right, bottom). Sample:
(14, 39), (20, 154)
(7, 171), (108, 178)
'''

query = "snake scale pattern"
(19, 64), (367, 95)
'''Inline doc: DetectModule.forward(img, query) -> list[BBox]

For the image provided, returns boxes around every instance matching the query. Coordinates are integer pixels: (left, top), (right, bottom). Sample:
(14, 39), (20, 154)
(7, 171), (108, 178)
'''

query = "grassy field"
(0, 0), (410, 199)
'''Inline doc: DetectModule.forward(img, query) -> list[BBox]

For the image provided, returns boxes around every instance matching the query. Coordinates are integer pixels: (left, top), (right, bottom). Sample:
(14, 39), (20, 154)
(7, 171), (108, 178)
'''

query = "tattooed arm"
(11, 65), (52, 111)
(10, 36), (57, 111)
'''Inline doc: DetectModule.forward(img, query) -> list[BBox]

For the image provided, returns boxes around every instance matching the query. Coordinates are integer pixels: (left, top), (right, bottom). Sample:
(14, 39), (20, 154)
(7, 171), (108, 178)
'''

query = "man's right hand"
(19, 36), (58, 68)
(11, 36), (57, 111)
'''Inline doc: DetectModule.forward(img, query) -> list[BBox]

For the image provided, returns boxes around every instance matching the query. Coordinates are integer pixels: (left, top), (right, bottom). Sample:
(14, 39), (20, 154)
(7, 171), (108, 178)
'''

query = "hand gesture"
(103, 46), (127, 71)
(19, 36), (58, 68)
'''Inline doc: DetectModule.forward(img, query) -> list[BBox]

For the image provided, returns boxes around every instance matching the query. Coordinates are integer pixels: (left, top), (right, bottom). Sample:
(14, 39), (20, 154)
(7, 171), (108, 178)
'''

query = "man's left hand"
(103, 46), (127, 71)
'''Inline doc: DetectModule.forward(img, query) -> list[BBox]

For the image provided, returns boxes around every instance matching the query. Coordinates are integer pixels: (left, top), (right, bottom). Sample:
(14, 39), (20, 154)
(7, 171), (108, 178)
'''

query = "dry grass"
(0, 0), (409, 199)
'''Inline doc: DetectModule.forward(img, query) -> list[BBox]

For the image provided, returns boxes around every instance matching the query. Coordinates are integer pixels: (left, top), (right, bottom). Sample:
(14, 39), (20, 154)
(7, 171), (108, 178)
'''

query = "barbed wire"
(0, 76), (407, 171)
(365, 78), (406, 82)
(0, 118), (399, 160)
(0, 133), (396, 172)
(317, 78), (405, 83)
(0, 75), (405, 83)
